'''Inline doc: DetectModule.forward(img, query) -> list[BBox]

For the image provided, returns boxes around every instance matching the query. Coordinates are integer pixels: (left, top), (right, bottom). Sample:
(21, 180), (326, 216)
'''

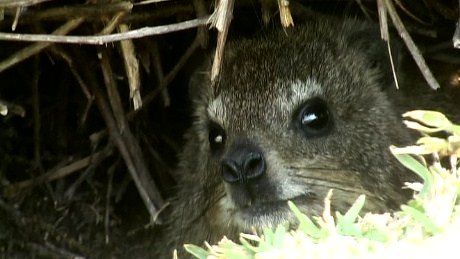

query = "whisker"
(290, 178), (379, 199)
(292, 174), (359, 186)
(286, 166), (343, 171)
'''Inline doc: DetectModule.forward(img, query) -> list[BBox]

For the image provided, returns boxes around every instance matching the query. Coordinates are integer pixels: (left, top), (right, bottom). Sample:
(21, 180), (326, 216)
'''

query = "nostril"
(220, 142), (266, 184)
(244, 152), (265, 180)
(222, 160), (241, 183)
(246, 158), (259, 172)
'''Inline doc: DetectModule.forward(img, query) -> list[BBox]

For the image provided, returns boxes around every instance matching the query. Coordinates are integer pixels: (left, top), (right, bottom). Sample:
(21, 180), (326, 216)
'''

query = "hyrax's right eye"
(296, 97), (332, 137)
(208, 121), (226, 153)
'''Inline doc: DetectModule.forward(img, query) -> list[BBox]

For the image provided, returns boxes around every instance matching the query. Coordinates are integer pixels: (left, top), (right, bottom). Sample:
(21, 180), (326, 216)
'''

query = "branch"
(0, 16), (210, 44)
(453, 0), (460, 48)
(0, 0), (54, 8)
(3, 148), (113, 197)
(383, 0), (440, 90)
(209, 0), (234, 82)
(0, 17), (84, 73)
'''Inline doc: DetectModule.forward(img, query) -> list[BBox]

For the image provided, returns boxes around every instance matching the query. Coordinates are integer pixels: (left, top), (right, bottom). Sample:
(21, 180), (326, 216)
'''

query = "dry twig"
(0, 17), (84, 73)
(142, 35), (202, 107)
(453, 0), (460, 48)
(377, 0), (399, 89)
(97, 48), (164, 222)
(150, 41), (171, 106)
(119, 24), (142, 110)
(426, 0), (457, 21)
(3, 1), (133, 22)
(0, 0), (54, 8)
(0, 99), (25, 117)
(393, 0), (429, 25)
(382, 0), (440, 90)
(105, 164), (116, 244)
(0, 17), (210, 44)
(89, 34), (201, 145)
(193, 0), (209, 48)
(31, 57), (41, 167)
(209, 0), (234, 83)
(3, 148), (113, 198)
(277, 0), (294, 27)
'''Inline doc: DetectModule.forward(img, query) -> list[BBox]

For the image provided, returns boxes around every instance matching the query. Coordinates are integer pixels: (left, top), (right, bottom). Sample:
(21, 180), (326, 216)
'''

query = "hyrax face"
(185, 17), (411, 234)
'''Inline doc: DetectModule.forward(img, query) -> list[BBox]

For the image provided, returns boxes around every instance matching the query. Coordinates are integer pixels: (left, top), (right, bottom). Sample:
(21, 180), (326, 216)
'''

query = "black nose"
(221, 143), (266, 184)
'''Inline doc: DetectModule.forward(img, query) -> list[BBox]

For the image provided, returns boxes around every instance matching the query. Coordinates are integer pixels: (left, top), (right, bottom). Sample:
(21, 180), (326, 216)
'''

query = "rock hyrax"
(157, 14), (457, 257)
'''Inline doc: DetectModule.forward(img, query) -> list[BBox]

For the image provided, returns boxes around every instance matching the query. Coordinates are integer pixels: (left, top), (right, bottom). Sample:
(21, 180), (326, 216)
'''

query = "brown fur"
(154, 14), (459, 258)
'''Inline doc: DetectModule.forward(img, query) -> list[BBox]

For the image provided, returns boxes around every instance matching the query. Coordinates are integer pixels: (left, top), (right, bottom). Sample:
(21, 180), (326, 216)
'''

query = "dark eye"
(208, 121), (226, 154)
(297, 98), (332, 137)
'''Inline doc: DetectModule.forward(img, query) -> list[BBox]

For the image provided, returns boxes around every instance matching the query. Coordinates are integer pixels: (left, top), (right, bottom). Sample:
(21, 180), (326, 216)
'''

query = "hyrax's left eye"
(297, 98), (332, 137)
(208, 121), (226, 154)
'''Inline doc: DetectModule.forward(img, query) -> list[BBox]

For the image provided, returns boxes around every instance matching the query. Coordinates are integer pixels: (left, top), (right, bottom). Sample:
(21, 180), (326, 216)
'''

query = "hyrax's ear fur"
(188, 54), (213, 103)
(347, 27), (402, 89)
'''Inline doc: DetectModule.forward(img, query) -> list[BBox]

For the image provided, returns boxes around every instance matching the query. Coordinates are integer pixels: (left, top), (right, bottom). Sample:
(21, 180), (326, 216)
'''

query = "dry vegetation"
(0, 0), (458, 258)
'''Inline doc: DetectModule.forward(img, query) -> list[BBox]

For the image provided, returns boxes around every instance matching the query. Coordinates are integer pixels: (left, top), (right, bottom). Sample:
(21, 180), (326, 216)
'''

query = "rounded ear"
(347, 27), (402, 89)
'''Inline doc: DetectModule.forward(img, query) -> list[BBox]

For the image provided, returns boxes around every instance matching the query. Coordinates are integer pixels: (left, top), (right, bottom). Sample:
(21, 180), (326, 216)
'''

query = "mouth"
(234, 194), (314, 228)
(240, 194), (312, 214)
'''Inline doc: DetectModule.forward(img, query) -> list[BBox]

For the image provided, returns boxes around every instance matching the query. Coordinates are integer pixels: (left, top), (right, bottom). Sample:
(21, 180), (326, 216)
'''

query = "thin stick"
(277, 0), (294, 27)
(0, 17), (84, 73)
(89, 35), (201, 144)
(134, 0), (175, 5)
(209, 0), (234, 82)
(98, 49), (164, 221)
(0, 0), (54, 8)
(32, 57), (41, 166)
(3, 3), (191, 25)
(3, 148), (113, 197)
(377, 0), (389, 41)
(393, 0), (429, 25)
(10, 1), (132, 22)
(46, 12), (124, 126)
(105, 164), (115, 244)
(193, 0), (209, 48)
(355, 0), (373, 21)
(377, 0), (400, 89)
(384, 0), (440, 90)
(142, 35), (201, 106)
(426, 0), (457, 21)
(12, 6), (23, 31)
(49, 46), (94, 126)
(151, 41), (170, 106)
(119, 24), (142, 110)
(0, 99), (26, 117)
(100, 49), (127, 130)
(453, 0), (460, 48)
(98, 11), (127, 35)
(0, 16), (210, 44)
(92, 78), (161, 221)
